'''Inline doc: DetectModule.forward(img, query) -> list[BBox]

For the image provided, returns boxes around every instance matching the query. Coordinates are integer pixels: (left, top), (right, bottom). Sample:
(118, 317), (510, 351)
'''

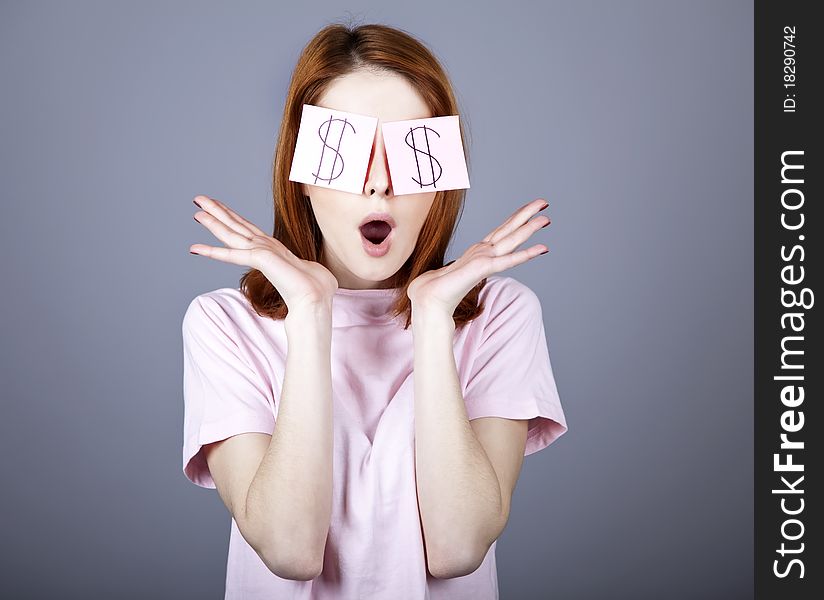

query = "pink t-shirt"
(181, 274), (568, 599)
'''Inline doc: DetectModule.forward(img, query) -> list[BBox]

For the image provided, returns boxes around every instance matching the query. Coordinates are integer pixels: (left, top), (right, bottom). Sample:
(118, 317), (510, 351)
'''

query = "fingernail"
(540, 249), (549, 255)
(193, 198), (202, 208)
(190, 251), (197, 255)
(193, 215), (199, 222)
(539, 203), (549, 211)
(541, 221), (550, 228)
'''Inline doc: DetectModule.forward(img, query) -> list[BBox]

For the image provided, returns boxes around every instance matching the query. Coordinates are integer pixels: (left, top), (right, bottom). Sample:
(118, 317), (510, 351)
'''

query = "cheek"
(399, 194), (436, 222)
(410, 201), (436, 231)
(310, 196), (354, 234)
(395, 209), (431, 250)
(318, 217), (352, 246)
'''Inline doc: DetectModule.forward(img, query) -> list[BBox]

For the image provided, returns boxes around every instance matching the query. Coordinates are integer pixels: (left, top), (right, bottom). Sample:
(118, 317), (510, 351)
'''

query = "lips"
(358, 212), (396, 257)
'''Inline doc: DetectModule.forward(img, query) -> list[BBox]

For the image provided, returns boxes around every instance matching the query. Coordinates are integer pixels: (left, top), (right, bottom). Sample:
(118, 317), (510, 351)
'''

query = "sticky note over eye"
(382, 115), (470, 196)
(289, 104), (378, 194)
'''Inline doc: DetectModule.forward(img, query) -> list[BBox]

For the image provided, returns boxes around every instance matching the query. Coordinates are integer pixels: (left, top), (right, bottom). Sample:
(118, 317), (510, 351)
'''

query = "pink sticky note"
(382, 115), (470, 196)
(289, 104), (378, 194)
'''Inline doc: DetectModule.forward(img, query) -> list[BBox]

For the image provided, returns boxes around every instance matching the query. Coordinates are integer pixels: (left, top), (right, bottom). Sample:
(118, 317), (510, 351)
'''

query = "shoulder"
(458, 275), (544, 344)
(478, 275), (543, 321)
(182, 287), (258, 337)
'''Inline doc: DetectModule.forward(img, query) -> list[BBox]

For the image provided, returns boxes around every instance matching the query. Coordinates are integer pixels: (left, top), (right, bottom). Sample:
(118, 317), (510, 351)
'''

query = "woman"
(182, 22), (567, 599)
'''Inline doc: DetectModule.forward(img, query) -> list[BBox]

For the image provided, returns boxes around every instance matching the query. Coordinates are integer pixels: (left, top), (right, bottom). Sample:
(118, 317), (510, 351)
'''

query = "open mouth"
(359, 220), (393, 245)
(358, 216), (395, 258)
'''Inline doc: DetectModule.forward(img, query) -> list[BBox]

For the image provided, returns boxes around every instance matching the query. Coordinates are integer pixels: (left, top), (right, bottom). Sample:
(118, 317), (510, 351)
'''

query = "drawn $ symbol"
(313, 115), (356, 184)
(405, 126), (443, 188)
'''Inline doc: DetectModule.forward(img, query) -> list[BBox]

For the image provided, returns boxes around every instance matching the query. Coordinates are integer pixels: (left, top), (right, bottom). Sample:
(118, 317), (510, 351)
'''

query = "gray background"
(0, 0), (753, 598)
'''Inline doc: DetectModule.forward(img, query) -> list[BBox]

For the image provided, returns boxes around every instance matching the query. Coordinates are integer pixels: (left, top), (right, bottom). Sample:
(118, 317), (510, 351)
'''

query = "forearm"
(412, 307), (503, 576)
(244, 303), (334, 575)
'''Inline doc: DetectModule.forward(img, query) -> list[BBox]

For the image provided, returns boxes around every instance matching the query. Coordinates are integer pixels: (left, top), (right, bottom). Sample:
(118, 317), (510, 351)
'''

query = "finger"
(189, 244), (255, 267)
(204, 196), (270, 237)
(483, 198), (548, 245)
(487, 198), (548, 244)
(489, 214), (550, 256)
(194, 210), (254, 249)
(194, 195), (266, 238)
(488, 244), (548, 273)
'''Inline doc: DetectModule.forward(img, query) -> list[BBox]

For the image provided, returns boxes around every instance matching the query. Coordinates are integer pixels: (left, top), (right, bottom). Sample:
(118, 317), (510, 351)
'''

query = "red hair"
(239, 22), (486, 329)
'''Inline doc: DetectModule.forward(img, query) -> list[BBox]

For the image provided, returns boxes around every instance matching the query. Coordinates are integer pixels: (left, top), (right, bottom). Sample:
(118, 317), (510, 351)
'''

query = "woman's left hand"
(407, 198), (551, 316)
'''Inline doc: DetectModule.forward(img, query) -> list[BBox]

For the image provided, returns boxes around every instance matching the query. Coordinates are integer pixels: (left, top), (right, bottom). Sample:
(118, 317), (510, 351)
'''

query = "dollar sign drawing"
(405, 125), (443, 189)
(313, 115), (356, 184)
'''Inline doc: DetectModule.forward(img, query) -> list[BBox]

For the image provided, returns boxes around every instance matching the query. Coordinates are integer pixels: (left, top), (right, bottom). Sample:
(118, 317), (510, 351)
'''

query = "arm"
(189, 194), (340, 581)
(205, 303), (334, 581)
(412, 306), (527, 579)
(406, 197), (550, 579)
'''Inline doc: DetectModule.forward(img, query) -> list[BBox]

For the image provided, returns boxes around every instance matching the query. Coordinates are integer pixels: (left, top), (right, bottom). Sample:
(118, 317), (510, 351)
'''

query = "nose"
(363, 128), (392, 198)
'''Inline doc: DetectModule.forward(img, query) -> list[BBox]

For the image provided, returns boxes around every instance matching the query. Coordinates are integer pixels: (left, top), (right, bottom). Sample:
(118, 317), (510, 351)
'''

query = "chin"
(347, 249), (407, 281)
(351, 261), (400, 283)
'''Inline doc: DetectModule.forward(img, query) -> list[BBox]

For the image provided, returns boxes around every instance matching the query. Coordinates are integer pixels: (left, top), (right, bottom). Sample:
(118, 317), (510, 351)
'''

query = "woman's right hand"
(190, 195), (339, 311)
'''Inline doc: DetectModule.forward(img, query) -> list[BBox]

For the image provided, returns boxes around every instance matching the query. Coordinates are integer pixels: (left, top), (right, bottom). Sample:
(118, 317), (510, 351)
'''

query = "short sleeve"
(463, 279), (568, 456)
(181, 295), (276, 489)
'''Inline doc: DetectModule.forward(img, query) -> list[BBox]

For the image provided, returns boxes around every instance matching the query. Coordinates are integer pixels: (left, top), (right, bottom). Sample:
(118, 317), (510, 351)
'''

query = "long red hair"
(239, 22), (486, 330)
